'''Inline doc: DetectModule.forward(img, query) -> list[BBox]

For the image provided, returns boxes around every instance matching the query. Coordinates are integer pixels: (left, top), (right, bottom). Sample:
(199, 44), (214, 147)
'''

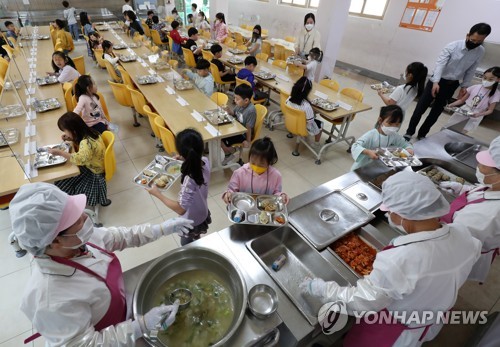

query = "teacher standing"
(295, 13), (321, 58)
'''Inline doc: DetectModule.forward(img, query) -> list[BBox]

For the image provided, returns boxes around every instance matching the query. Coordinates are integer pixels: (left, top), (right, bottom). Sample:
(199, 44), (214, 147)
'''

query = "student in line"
(183, 59), (214, 97)
(73, 75), (109, 133)
(293, 47), (322, 81)
(210, 44), (236, 82)
(183, 27), (204, 62)
(246, 25), (262, 57)
(62, 1), (79, 41)
(237, 56), (269, 102)
(50, 51), (80, 83)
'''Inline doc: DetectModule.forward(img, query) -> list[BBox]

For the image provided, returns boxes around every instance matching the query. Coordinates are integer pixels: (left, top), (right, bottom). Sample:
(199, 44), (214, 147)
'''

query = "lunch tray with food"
(370, 82), (396, 94)
(21, 35), (50, 40)
(136, 75), (158, 85)
(33, 98), (62, 113)
(113, 44), (128, 50)
(311, 98), (339, 111)
(286, 56), (303, 65)
(227, 56), (244, 64)
(377, 147), (422, 167)
(0, 104), (25, 119)
(3, 80), (22, 90)
(174, 79), (194, 90)
(36, 75), (59, 86)
(133, 155), (182, 191)
(228, 48), (245, 54)
(0, 128), (20, 147)
(417, 165), (470, 187)
(151, 61), (170, 70)
(119, 55), (137, 62)
(203, 109), (233, 126)
(202, 43), (213, 50)
(228, 193), (288, 226)
(34, 143), (70, 169)
(443, 106), (474, 117)
(254, 71), (276, 80)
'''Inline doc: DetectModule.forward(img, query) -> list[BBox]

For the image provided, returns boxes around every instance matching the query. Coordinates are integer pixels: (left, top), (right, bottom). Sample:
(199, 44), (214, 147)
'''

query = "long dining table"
(98, 24), (247, 172)
(0, 26), (79, 196)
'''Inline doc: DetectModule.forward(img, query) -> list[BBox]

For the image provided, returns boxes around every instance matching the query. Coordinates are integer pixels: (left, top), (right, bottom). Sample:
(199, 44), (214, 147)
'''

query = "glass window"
(279, 0), (319, 8)
(349, 0), (364, 13)
(309, 0), (320, 7)
(349, 0), (389, 19)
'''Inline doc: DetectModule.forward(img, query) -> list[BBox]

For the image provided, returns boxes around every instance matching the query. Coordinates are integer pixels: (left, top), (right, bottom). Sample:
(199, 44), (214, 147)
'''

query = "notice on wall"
(399, 0), (445, 32)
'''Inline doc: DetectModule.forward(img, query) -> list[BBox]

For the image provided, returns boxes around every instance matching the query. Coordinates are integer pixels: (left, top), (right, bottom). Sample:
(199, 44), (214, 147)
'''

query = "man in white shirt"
(404, 23), (491, 141)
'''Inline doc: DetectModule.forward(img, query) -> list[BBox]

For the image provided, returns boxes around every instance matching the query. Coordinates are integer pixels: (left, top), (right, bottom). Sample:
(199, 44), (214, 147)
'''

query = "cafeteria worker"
(440, 135), (500, 282)
(301, 171), (481, 347)
(9, 182), (193, 346)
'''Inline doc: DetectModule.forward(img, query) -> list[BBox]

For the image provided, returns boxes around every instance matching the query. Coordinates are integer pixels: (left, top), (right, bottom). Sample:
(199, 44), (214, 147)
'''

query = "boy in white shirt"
(183, 59), (214, 97)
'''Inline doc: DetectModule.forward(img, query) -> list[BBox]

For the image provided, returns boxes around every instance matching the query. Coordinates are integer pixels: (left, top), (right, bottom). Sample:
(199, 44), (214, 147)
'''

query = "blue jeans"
(69, 23), (80, 41)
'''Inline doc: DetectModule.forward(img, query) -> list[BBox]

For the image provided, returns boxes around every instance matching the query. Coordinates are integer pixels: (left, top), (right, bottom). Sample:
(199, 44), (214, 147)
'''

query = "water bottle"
(233, 210), (244, 223)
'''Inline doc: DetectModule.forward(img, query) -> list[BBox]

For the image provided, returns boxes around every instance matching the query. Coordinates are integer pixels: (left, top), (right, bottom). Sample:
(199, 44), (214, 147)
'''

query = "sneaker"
(222, 152), (237, 166)
(403, 134), (412, 141)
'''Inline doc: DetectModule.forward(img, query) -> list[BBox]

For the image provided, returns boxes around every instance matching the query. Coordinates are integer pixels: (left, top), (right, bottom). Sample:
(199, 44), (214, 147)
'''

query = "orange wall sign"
(399, 0), (446, 32)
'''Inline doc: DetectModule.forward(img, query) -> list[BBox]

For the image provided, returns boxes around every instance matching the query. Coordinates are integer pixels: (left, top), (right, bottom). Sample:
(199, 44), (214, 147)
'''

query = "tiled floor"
(0, 42), (499, 347)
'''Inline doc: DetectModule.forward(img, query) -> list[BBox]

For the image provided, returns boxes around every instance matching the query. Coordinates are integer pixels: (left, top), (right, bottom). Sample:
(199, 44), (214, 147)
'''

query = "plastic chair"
(201, 30), (211, 39)
(64, 85), (76, 111)
(267, 91), (290, 130)
(2, 45), (14, 59)
(73, 56), (86, 75)
(169, 59), (179, 69)
(256, 53), (268, 62)
(274, 44), (285, 61)
(167, 35), (175, 55)
(210, 62), (233, 92)
(74, 92), (111, 121)
(143, 23), (151, 38)
(150, 45), (160, 54)
(226, 41), (237, 49)
(210, 92), (229, 106)
(143, 105), (164, 151)
(151, 29), (166, 49)
(272, 60), (287, 69)
(104, 60), (122, 83)
(202, 50), (214, 61)
(262, 41), (271, 58)
(230, 104), (268, 160)
(117, 66), (136, 90)
(108, 80), (140, 127)
(166, 15), (175, 23)
(181, 47), (197, 68)
(94, 49), (106, 69)
(320, 79), (340, 92)
(237, 44), (247, 52)
(287, 64), (304, 77)
(234, 32), (245, 45)
(236, 77), (267, 105)
(154, 116), (177, 155)
(7, 37), (17, 49)
(0, 60), (9, 80)
(262, 29), (269, 36)
(282, 102), (312, 157)
(285, 36), (296, 43)
(284, 49), (295, 60)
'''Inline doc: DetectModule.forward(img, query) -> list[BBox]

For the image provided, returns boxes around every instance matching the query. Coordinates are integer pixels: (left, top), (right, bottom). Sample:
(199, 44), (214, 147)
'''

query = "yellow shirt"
(70, 136), (105, 174)
(56, 29), (70, 51)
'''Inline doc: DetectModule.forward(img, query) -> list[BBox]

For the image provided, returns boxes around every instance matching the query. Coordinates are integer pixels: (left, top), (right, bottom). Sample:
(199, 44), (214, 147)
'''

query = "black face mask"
(465, 39), (481, 50)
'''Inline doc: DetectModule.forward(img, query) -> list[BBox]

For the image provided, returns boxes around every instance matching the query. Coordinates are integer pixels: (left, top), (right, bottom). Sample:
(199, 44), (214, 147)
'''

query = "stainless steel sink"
(454, 144), (487, 168)
(246, 226), (351, 326)
(444, 142), (473, 156)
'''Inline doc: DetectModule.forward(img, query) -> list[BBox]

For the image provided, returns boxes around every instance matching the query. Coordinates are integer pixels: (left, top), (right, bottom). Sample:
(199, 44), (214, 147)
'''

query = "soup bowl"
(133, 246), (247, 346)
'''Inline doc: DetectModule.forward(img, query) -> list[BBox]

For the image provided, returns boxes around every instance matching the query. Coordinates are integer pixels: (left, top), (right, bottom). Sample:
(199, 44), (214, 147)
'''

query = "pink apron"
(24, 243), (127, 344)
(343, 245), (433, 347)
(440, 187), (487, 224)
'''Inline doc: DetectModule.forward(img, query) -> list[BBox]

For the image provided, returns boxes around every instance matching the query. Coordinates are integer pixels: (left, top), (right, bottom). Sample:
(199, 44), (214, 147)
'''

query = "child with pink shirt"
(222, 137), (289, 204)
(73, 75), (109, 133)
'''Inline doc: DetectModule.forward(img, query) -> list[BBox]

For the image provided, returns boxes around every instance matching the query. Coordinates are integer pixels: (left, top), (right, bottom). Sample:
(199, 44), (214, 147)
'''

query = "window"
(280, 0), (320, 8)
(349, 0), (389, 19)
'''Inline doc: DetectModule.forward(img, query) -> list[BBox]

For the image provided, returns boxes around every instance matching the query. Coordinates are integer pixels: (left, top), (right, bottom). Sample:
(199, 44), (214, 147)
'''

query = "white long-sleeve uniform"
(21, 223), (162, 346)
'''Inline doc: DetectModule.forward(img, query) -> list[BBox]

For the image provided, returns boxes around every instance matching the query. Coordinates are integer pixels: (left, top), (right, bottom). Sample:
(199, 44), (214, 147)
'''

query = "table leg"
(207, 138), (240, 172)
(315, 115), (355, 164)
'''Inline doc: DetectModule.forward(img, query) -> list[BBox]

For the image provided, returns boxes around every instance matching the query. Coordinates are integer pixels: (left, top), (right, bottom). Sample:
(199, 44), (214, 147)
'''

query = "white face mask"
(60, 218), (94, 249)
(305, 23), (314, 31)
(482, 79), (496, 88)
(387, 212), (407, 233)
(381, 126), (399, 135)
(476, 167), (499, 188)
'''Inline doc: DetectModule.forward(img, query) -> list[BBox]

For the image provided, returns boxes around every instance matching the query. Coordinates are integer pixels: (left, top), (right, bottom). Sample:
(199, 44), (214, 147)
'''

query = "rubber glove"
(152, 218), (194, 238)
(439, 181), (465, 195)
(132, 302), (180, 339)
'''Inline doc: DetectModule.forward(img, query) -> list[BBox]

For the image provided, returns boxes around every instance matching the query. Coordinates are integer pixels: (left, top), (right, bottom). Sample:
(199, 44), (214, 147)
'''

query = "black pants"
(405, 78), (459, 138)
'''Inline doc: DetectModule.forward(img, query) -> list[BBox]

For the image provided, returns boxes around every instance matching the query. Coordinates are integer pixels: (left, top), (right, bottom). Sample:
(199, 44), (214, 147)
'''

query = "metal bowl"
(168, 288), (192, 310)
(248, 284), (278, 319)
(232, 193), (255, 211)
(133, 247), (247, 347)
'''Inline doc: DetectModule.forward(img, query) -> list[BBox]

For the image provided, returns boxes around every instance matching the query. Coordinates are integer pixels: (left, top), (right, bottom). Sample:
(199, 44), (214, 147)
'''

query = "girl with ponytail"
(147, 129), (211, 245)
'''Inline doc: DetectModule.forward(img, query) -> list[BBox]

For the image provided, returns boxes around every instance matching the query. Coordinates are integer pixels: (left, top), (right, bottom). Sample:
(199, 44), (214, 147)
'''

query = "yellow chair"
(262, 29), (269, 36)
(7, 37), (17, 49)
(50, 28), (57, 45)
(267, 91), (290, 131)
(64, 85), (76, 111)
(341, 87), (364, 102)
(226, 41), (237, 49)
(108, 80), (140, 127)
(262, 41), (271, 58)
(104, 60), (122, 83)
(73, 56), (86, 75)
(210, 92), (229, 107)
(210, 62), (233, 92)
(143, 23), (151, 38)
(285, 36), (296, 43)
(151, 29), (166, 49)
(274, 44), (286, 61)
(97, 92), (111, 121)
(256, 52), (268, 62)
(150, 45), (160, 54)
(0, 60), (9, 80)
(201, 30), (211, 39)
(181, 47), (197, 68)
(223, 36), (234, 44)
(2, 45), (14, 59)
(166, 15), (175, 23)
(117, 66), (136, 90)
(282, 102), (310, 156)
(284, 49), (295, 60)
(101, 131), (116, 181)
(94, 49), (106, 69)
(234, 32), (245, 45)
(65, 32), (75, 52)
(128, 87), (149, 118)
(272, 60), (287, 69)
(0, 56), (9, 65)
(154, 116), (177, 155)
(202, 50), (214, 61)
(142, 105), (165, 151)
(169, 59), (179, 69)
(239, 24), (246, 29)
(320, 79), (340, 92)
(230, 104), (267, 161)
(167, 35), (175, 55)
(287, 64), (304, 77)
(236, 77), (267, 105)
(133, 33), (144, 42)
(237, 44), (247, 52)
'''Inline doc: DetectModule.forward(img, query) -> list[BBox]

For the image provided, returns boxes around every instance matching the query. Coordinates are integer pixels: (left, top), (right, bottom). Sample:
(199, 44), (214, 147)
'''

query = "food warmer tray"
(228, 193), (288, 226)
(133, 155), (182, 191)
(342, 180), (382, 211)
(417, 165), (472, 197)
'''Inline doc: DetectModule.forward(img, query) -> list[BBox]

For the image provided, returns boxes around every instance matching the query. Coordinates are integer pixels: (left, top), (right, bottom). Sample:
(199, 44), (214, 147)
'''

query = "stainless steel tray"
(151, 61), (170, 70)
(417, 165), (472, 195)
(286, 56), (302, 64)
(444, 106), (474, 117)
(203, 109), (233, 126)
(113, 44), (128, 50)
(228, 193), (288, 226)
(370, 82), (395, 94)
(228, 56), (244, 64)
(311, 98), (339, 111)
(0, 104), (25, 119)
(254, 71), (276, 80)
(119, 55), (137, 62)
(136, 75), (158, 85)
(246, 226), (350, 325)
(377, 147), (422, 167)
(21, 35), (50, 40)
(36, 75), (59, 86)
(174, 79), (194, 90)
(133, 155), (182, 191)
(342, 180), (382, 211)
(33, 98), (61, 113)
(228, 48), (245, 54)
(288, 190), (375, 250)
(34, 143), (70, 169)
(0, 128), (20, 147)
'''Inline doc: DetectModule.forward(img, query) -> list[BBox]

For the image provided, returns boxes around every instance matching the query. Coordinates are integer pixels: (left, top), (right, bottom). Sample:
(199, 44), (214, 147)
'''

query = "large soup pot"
(133, 247), (248, 346)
